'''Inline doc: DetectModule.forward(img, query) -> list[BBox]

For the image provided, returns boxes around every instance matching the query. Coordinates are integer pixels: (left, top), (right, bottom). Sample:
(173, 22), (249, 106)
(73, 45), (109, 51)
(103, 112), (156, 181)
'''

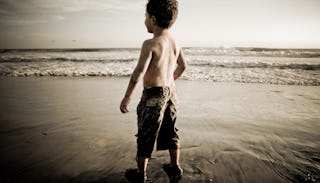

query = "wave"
(2, 58), (319, 71)
(0, 57), (136, 63)
(0, 48), (140, 63)
(1, 47), (320, 58)
(1, 61), (319, 86)
(189, 62), (320, 71)
(0, 61), (135, 77)
(1, 47), (320, 85)
(0, 48), (139, 53)
(184, 47), (320, 58)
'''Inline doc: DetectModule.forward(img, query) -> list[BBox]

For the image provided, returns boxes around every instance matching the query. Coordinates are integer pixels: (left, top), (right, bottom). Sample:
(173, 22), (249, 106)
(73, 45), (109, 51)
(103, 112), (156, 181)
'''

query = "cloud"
(0, 18), (48, 25)
(0, 0), (145, 13)
(0, 0), (145, 26)
(58, 0), (144, 12)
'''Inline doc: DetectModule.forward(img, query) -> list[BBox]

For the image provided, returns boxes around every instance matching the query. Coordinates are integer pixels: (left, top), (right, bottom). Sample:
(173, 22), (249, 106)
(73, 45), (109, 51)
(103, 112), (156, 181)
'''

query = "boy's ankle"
(125, 169), (147, 182)
(137, 169), (145, 173)
(171, 163), (180, 167)
(168, 163), (182, 169)
(162, 163), (183, 177)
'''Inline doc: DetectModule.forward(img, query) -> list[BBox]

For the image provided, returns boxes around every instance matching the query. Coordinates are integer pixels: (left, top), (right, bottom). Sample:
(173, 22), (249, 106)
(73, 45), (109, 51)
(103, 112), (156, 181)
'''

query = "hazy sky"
(0, 0), (319, 49)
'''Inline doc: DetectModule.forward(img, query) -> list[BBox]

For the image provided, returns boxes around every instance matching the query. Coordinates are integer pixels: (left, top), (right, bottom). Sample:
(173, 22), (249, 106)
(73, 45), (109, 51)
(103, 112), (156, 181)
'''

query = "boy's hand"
(120, 97), (130, 113)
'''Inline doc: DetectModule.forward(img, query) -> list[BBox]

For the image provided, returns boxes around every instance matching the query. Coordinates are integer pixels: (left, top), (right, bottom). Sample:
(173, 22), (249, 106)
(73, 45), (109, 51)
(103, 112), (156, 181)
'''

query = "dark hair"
(146, 0), (178, 28)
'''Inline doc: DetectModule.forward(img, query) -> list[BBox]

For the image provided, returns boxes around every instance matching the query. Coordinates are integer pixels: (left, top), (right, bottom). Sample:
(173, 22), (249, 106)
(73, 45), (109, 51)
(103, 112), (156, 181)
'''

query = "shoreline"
(0, 77), (319, 182)
(1, 75), (320, 86)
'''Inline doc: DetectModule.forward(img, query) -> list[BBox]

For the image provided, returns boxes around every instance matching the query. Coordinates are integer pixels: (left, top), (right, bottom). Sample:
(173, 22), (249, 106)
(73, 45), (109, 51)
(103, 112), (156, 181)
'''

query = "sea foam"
(1, 48), (320, 85)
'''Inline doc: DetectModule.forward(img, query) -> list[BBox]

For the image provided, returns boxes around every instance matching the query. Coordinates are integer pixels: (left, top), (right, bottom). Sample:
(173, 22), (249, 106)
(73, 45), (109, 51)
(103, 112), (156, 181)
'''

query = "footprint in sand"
(270, 90), (283, 93)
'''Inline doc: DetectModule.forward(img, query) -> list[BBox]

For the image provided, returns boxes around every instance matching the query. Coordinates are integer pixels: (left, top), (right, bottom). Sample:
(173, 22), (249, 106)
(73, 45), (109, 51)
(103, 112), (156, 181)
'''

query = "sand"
(0, 77), (319, 183)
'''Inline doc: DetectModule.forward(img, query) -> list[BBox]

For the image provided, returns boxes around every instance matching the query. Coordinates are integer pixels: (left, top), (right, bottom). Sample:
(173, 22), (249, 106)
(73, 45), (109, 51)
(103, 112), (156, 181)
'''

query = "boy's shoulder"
(142, 36), (177, 50)
(140, 38), (160, 54)
(142, 38), (159, 48)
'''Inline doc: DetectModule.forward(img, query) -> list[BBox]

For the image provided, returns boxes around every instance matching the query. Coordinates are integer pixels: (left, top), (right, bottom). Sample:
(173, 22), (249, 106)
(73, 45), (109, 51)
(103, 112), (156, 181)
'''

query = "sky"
(0, 0), (319, 49)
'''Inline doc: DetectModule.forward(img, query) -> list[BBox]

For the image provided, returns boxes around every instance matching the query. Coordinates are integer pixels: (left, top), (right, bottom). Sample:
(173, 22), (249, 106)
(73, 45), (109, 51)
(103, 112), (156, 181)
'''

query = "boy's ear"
(151, 15), (157, 25)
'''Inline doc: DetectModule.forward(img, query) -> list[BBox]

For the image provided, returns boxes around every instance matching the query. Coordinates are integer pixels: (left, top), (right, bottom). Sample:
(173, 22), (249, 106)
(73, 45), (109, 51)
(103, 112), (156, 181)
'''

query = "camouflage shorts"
(136, 87), (180, 158)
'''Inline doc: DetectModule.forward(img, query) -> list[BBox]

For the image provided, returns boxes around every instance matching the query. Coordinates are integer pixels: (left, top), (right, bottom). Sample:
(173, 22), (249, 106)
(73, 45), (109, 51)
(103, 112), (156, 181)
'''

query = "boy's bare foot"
(125, 169), (146, 183)
(162, 163), (183, 179)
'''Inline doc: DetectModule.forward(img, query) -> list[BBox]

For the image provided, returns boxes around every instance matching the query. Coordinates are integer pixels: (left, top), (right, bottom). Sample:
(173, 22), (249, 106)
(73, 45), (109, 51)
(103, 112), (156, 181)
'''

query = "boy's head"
(146, 0), (178, 29)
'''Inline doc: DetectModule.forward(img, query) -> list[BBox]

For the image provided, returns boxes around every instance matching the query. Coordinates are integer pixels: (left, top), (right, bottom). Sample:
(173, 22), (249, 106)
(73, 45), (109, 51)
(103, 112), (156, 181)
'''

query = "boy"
(120, 0), (186, 182)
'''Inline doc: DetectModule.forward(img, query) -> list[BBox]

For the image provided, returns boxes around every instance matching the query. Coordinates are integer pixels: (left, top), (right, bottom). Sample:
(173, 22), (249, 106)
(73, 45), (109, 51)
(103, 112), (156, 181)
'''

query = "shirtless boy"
(120, 0), (186, 182)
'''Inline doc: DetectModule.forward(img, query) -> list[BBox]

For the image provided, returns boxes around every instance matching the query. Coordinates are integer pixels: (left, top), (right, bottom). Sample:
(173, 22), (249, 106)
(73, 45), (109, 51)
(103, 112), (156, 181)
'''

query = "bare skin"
(120, 12), (186, 174)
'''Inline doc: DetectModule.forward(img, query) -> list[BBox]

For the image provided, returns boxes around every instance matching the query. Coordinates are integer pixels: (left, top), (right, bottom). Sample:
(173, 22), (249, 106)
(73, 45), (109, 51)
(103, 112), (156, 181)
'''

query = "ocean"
(0, 47), (320, 86)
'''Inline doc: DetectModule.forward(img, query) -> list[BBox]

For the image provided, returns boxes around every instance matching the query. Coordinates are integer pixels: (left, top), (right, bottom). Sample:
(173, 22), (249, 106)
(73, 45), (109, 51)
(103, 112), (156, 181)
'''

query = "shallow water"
(1, 47), (320, 85)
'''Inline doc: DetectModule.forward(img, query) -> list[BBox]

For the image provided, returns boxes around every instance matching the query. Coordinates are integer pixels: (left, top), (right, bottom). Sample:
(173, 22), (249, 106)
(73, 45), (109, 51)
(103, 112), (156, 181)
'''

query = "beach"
(0, 77), (319, 183)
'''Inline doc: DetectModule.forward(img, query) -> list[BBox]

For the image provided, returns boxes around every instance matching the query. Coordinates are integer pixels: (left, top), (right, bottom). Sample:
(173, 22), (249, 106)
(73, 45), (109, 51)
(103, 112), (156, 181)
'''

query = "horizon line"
(1, 46), (320, 50)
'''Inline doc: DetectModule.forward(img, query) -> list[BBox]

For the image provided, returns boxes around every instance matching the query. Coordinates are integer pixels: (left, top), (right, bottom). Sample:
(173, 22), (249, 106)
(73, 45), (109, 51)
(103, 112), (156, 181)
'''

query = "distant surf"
(0, 47), (319, 85)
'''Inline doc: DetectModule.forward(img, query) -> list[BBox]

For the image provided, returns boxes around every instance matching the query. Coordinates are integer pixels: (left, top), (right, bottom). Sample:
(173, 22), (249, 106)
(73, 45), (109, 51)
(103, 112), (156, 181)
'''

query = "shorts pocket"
(146, 97), (165, 107)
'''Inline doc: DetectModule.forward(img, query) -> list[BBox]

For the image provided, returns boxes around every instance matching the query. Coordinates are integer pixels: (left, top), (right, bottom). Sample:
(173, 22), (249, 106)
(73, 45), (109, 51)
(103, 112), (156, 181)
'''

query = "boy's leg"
(169, 149), (180, 166)
(136, 156), (148, 173)
(135, 88), (169, 175)
(125, 156), (147, 182)
(163, 148), (183, 178)
(157, 98), (180, 153)
(157, 93), (183, 177)
(163, 149), (183, 179)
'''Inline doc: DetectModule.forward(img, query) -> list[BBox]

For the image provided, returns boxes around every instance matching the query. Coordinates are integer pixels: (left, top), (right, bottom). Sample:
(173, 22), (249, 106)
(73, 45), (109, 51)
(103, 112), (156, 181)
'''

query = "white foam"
(1, 48), (320, 85)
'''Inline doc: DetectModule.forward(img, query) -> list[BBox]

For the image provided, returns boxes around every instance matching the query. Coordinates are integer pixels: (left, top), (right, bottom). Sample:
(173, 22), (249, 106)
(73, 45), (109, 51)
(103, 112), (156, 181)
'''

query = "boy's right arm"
(120, 40), (153, 113)
(174, 48), (187, 80)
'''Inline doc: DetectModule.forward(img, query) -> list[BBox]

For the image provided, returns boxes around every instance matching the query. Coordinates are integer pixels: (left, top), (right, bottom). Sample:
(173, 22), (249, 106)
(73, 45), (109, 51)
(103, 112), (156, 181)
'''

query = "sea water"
(0, 47), (319, 85)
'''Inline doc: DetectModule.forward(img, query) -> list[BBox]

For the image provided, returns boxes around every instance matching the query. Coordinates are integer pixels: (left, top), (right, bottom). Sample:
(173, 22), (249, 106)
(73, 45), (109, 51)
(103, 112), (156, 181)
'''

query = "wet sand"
(0, 77), (319, 183)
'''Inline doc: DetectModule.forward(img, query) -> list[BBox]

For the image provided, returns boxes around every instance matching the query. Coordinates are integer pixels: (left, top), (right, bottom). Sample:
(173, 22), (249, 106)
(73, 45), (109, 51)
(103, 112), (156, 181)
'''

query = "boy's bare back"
(142, 34), (179, 88)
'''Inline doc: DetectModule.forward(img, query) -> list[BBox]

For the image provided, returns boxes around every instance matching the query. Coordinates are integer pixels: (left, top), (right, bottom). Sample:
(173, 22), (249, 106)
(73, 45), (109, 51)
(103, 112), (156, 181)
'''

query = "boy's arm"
(174, 48), (187, 80)
(120, 41), (153, 113)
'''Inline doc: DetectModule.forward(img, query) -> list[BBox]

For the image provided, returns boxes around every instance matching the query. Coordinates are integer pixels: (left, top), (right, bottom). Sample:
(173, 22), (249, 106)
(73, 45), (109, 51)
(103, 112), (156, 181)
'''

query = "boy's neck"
(152, 26), (169, 37)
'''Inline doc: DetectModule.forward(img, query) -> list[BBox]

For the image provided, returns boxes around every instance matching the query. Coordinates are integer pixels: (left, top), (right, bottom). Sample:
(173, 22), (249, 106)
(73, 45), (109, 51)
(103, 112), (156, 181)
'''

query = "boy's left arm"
(120, 40), (153, 113)
(174, 48), (187, 80)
